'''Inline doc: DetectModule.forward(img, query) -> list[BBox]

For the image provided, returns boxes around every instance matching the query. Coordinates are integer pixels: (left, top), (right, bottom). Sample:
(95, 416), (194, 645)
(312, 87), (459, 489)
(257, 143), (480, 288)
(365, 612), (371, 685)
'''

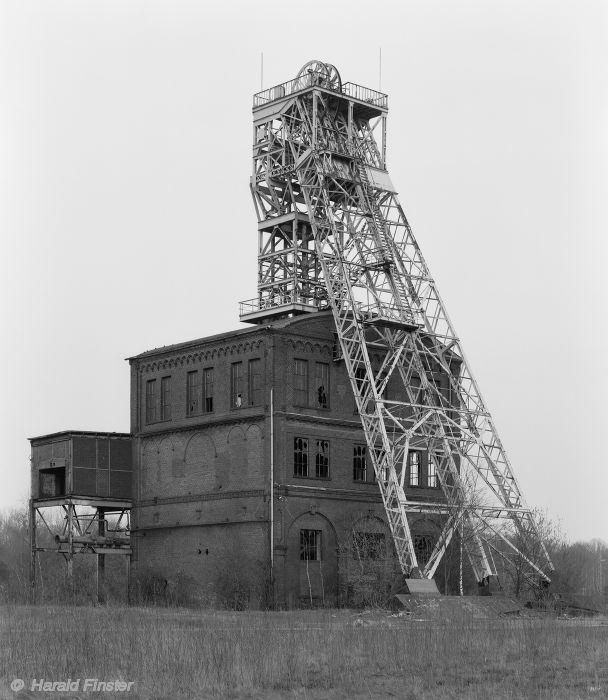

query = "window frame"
(248, 358), (263, 406)
(160, 376), (172, 421)
(203, 367), (214, 413)
(408, 451), (420, 487)
(300, 529), (322, 561)
(186, 370), (199, 416)
(293, 437), (309, 477)
(145, 379), (157, 424)
(293, 358), (309, 407)
(230, 362), (243, 409)
(315, 439), (330, 479)
(353, 443), (368, 482)
(314, 361), (329, 409)
(428, 454), (439, 488)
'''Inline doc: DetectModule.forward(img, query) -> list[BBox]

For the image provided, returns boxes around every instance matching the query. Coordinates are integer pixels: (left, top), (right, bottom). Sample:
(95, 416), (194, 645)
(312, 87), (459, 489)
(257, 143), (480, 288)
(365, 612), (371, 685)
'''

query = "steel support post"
(126, 554), (131, 604)
(66, 504), (74, 590)
(97, 508), (106, 604)
(29, 499), (37, 603)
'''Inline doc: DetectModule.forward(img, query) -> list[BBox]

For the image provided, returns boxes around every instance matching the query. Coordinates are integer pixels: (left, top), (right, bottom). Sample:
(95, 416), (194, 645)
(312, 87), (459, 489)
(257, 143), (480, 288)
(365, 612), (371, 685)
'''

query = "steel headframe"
(247, 60), (554, 590)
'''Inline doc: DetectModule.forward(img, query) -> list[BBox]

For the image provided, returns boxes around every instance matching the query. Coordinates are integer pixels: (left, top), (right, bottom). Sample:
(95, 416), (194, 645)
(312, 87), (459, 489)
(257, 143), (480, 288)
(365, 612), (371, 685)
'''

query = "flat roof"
(29, 430), (131, 443)
(126, 310), (335, 362)
(126, 324), (263, 361)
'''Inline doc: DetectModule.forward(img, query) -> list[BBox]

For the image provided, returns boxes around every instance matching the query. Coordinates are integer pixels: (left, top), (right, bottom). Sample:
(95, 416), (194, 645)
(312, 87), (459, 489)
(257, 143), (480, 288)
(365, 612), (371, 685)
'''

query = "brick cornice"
(276, 483), (382, 503)
(281, 411), (363, 430)
(135, 412), (266, 440)
(137, 488), (266, 508)
(136, 337), (268, 374)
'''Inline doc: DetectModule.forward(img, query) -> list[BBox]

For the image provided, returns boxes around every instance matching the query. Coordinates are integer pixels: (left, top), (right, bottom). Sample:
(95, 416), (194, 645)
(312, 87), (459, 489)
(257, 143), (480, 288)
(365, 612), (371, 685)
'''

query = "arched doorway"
(285, 511), (338, 607)
(342, 514), (395, 606)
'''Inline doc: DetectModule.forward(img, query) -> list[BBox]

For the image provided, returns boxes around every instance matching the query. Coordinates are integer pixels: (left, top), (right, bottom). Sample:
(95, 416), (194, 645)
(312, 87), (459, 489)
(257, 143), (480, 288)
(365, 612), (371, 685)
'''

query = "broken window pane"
(294, 437), (309, 477)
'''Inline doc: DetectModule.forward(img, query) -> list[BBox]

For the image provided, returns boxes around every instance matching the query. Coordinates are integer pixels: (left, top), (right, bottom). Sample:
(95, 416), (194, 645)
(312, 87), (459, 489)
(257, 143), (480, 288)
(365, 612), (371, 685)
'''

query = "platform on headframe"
(392, 594), (524, 619)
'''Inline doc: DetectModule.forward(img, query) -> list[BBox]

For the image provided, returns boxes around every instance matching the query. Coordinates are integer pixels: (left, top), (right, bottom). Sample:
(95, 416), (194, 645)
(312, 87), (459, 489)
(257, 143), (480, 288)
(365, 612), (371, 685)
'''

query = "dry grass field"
(1, 604), (607, 699)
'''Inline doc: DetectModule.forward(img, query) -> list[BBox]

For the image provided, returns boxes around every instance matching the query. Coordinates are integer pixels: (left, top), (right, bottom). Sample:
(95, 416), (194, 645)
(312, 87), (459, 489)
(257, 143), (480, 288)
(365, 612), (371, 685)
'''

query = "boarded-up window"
(39, 468), (65, 497)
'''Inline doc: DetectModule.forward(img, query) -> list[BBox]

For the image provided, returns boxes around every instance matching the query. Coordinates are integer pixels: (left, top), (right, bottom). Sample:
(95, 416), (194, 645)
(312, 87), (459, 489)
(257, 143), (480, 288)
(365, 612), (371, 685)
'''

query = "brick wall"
(132, 521), (268, 606)
(129, 313), (445, 607)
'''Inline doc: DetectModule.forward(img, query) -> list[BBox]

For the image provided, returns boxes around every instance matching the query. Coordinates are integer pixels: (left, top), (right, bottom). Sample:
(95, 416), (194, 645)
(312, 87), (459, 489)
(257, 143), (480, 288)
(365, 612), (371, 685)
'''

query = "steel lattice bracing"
(243, 61), (553, 589)
(29, 498), (131, 603)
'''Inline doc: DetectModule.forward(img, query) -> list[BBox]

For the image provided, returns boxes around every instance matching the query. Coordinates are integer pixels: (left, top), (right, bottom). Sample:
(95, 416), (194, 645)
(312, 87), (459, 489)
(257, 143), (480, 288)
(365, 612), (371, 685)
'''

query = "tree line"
(0, 503), (606, 610)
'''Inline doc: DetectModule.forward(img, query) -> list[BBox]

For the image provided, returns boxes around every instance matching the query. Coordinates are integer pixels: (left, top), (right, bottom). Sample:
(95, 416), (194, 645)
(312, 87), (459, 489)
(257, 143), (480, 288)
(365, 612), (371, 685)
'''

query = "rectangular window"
(353, 444), (367, 482)
(315, 440), (329, 478)
(186, 371), (199, 416)
(408, 451), (420, 486)
(315, 362), (329, 408)
(428, 455), (438, 488)
(203, 368), (214, 413)
(294, 437), (308, 477)
(300, 529), (321, 561)
(160, 376), (171, 421)
(231, 362), (243, 408)
(248, 358), (263, 406)
(145, 379), (157, 424)
(294, 359), (308, 406)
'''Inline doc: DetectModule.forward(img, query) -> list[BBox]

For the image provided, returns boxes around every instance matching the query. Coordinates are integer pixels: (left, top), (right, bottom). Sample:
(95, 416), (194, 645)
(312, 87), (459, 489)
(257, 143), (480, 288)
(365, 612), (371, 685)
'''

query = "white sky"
(1, 0), (606, 542)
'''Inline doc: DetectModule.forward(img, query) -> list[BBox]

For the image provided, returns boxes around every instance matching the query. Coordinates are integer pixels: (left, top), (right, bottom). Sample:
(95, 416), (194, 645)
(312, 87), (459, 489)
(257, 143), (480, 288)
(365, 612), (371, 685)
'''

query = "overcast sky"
(1, 0), (606, 542)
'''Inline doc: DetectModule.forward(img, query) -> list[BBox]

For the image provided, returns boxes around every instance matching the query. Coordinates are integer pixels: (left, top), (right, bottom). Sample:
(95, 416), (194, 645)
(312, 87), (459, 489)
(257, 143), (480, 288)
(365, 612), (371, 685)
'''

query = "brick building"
(128, 310), (445, 607)
(29, 64), (549, 605)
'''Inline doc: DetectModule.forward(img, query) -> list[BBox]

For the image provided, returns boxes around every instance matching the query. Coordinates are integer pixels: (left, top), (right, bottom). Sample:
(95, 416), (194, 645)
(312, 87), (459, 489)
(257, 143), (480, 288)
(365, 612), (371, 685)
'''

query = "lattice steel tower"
(240, 60), (553, 590)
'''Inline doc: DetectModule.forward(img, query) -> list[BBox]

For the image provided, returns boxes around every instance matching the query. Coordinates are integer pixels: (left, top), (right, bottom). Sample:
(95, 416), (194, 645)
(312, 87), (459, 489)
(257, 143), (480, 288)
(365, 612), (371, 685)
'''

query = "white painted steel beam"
(245, 61), (553, 590)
